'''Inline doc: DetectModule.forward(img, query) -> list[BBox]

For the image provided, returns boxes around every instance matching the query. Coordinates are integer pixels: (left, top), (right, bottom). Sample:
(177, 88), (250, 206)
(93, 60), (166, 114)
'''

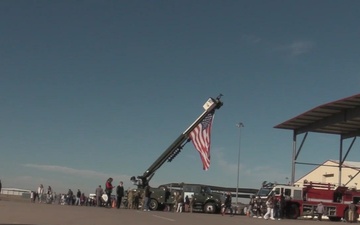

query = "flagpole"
(236, 122), (244, 209)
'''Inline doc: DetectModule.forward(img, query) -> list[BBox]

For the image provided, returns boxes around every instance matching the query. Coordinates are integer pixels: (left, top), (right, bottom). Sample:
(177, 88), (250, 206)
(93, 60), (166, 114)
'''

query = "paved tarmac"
(0, 201), (342, 225)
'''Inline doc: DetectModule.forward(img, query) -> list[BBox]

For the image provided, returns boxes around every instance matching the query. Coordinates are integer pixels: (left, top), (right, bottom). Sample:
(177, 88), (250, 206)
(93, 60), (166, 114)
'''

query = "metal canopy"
(275, 93), (360, 139)
(274, 93), (360, 185)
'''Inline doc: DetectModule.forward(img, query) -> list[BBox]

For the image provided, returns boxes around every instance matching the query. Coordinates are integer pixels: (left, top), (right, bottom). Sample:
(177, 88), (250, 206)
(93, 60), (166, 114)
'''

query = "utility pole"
(235, 122), (244, 207)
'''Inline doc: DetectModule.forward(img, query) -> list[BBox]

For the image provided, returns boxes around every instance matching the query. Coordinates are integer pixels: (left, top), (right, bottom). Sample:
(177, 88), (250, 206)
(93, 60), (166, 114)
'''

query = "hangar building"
(295, 160), (360, 189)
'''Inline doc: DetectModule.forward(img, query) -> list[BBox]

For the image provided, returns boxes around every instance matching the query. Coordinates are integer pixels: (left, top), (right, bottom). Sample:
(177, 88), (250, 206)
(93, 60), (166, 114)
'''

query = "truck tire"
(204, 202), (216, 213)
(344, 209), (358, 222)
(328, 216), (341, 221)
(287, 204), (299, 219)
(149, 199), (159, 211)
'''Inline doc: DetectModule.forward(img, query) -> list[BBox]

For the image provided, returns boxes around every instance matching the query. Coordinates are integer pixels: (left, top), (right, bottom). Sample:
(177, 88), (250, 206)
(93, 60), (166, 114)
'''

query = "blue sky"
(1, 1), (360, 195)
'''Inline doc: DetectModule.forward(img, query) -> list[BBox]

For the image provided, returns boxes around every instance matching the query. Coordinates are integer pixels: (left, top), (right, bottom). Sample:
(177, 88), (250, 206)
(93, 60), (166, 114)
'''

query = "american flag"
(189, 112), (214, 170)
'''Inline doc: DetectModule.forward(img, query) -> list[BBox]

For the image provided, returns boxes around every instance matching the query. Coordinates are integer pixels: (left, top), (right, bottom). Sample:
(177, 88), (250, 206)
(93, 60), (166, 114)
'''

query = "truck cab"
(270, 185), (303, 200)
(182, 184), (222, 213)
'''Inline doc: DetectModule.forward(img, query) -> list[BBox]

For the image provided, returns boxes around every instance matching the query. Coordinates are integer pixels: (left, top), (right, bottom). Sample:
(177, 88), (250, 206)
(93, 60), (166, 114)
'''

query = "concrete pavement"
(0, 201), (339, 225)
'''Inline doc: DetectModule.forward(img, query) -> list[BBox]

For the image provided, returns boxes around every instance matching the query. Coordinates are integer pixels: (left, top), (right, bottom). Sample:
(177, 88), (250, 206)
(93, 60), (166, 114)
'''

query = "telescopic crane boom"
(131, 95), (223, 188)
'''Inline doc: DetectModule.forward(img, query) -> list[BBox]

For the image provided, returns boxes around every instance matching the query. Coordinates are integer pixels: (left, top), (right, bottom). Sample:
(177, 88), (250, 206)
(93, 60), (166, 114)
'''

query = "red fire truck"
(265, 181), (360, 221)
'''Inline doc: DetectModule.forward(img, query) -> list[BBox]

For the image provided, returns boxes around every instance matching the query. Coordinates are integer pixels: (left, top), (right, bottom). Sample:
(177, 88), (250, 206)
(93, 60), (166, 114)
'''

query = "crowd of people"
(0, 178), (246, 216)
(246, 194), (284, 220)
(29, 178), (125, 207)
(30, 184), (55, 204)
(5, 177), (360, 222)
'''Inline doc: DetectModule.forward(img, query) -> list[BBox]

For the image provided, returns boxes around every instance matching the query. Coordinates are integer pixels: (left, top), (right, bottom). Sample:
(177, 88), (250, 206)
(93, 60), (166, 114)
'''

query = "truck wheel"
(204, 202), (216, 213)
(287, 204), (299, 219)
(149, 199), (158, 211)
(329, 216), (341, 221)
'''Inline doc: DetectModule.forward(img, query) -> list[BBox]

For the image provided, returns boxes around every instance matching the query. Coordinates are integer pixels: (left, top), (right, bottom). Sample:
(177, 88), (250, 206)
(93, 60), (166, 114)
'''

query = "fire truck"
(263, 181), (360, 221)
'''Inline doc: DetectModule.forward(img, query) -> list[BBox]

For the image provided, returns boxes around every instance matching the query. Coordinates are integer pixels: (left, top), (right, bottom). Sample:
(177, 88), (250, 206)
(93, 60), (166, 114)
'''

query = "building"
(295, 160), (360, 189)
(1, 187), (31, 196)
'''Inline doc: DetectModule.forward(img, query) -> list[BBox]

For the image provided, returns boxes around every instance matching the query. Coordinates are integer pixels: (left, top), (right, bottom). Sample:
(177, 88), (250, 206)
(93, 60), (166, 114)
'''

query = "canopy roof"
(275, 94), (360, 139)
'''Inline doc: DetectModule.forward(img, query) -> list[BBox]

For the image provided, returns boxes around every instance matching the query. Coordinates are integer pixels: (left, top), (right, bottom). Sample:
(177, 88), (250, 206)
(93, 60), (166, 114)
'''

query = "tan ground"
(0, 195), (338, 225)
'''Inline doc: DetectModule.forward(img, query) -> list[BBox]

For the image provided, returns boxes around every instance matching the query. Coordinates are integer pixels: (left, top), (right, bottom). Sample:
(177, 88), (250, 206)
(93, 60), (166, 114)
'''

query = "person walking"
(116, 181), (124, 209)
(95, 185), (103, 207)
(254, 195), (263, 218)
(176, 193), (183, 213)
(105, 178), (114, 208)
(264, 195), (275, 220)
(222, 192), (233, 216)
(317, 202), (325, 221)
(247, 195), (255, 217)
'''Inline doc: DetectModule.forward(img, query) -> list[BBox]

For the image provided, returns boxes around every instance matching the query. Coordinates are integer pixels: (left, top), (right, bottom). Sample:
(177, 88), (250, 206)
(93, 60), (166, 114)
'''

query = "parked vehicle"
(259, 180), (360, 221)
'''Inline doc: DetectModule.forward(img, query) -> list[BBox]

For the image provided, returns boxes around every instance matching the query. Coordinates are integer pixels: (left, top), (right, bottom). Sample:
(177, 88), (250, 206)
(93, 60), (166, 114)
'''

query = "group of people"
(247, 194), (284, 220)
(30, 184), (54, 204)
(247, 194), (358, 222)
(171, 192), (194, 213)
(95, 178), (125, 209)
(63, 188), (88, 206)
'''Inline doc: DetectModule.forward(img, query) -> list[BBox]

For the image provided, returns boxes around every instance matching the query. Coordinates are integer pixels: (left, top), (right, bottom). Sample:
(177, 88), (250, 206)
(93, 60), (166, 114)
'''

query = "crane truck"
(129, 95), (224, 213)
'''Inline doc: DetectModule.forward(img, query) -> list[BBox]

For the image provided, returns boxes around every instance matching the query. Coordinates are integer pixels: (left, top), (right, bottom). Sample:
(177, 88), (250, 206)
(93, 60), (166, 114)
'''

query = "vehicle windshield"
(257, 187), (272, 197)
(204, 186), (212, 194)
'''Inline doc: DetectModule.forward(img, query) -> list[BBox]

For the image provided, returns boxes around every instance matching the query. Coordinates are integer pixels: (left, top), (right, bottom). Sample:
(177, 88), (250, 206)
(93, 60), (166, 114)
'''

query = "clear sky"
(1, 1), (360, 196)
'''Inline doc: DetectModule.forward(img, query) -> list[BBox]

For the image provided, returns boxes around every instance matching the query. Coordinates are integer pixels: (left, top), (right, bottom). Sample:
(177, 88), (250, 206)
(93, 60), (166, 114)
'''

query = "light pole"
(236, 122), (244, 207)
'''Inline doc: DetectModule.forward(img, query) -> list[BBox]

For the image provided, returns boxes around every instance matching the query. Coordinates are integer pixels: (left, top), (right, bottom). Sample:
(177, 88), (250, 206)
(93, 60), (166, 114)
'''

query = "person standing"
(95, 185), (103, 207)
(134, 192), (140, 210)
(184, 195), (190, 212)
(75, 189), (81, 206)
(348, 201), (356, 223)
(80, 193), (85, 206)
(247, 195), (255, 217)
(273, 196), (280, 219)
(127, 189), (134, 209)
(105, 178), (114, 208)
(143, 184), (151, 211)
(277, 193), (285, 220)
(0, 179), (2, 200)
(46, 186), (53, 203)
(67, 189), (73, 205)
(176, 193), (183, 213)
(189, 194), (194, 213)
(37, 184), (44, 203)
(317, 202), (325, 221)
(116, 181), (124, 209)
(47, 186), (52, 195)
